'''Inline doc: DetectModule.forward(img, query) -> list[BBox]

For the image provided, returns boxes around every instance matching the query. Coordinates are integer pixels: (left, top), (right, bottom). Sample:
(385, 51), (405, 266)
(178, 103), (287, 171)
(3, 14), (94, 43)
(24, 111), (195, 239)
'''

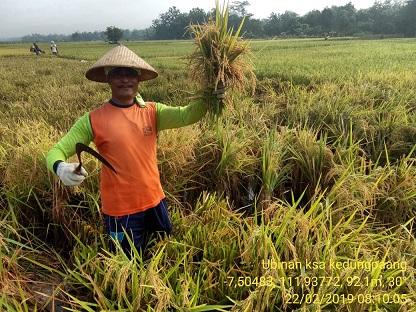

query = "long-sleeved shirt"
(46, 95), (207, 216)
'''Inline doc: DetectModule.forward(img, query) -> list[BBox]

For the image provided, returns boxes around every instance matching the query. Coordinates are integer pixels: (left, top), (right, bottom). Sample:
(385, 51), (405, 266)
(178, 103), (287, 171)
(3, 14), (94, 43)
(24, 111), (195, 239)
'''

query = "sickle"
(74, 143), (117, 175)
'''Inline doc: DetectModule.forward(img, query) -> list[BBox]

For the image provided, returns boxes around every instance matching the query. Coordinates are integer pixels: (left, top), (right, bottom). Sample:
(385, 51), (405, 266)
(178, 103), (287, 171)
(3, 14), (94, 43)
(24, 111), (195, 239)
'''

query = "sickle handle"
(74, 142), (117, 175)
(75, 146), (83, 175)
(74, 163), (83, 175)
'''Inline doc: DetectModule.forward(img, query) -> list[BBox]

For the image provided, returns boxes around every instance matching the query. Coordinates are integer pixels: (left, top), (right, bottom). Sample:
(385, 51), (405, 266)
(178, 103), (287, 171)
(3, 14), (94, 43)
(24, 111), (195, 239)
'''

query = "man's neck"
(110, 96), (135, 107)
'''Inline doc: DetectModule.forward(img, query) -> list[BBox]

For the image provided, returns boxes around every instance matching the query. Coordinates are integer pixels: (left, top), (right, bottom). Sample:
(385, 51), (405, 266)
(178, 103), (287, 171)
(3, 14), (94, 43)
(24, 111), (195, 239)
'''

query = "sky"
(0, 0), (377, 39)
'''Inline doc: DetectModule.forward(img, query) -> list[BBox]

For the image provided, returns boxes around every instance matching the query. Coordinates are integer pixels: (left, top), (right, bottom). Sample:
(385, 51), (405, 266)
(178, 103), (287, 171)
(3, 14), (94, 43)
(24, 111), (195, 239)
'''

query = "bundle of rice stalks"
(188, 0), (255, 116)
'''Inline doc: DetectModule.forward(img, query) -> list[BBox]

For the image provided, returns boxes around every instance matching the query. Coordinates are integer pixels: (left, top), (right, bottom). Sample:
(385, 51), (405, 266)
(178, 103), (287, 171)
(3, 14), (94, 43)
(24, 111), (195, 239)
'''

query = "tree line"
(20, 0), (416, 42)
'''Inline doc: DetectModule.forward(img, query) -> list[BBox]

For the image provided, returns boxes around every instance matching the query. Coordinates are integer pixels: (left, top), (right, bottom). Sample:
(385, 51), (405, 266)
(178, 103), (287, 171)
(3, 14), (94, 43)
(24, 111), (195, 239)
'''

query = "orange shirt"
(90, 102), (165, 216)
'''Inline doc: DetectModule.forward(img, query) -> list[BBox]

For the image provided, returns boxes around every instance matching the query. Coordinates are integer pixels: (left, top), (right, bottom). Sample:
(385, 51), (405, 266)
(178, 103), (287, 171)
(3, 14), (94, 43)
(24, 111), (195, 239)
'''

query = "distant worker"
(50, 41), (58, 55)
(30, 42), (43, 56)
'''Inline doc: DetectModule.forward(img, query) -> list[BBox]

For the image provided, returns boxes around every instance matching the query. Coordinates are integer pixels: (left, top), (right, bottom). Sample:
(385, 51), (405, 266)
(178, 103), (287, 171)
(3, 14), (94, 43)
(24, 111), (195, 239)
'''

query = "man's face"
(107, 67), (140, 102)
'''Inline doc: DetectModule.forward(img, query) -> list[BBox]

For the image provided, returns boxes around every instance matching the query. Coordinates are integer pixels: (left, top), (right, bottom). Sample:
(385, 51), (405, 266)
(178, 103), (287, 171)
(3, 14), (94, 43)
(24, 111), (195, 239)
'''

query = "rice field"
(0, 38), (416, 311)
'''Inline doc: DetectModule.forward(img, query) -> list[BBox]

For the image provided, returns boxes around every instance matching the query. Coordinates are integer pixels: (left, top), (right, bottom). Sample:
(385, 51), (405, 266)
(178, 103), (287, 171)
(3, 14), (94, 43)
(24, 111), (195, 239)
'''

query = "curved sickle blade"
(75, 143), (117, 174)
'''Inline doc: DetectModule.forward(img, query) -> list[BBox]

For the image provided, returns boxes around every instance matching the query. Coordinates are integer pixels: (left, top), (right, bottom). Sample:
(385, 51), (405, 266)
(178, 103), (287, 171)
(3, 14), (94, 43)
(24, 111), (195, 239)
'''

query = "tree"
(105, 26), (123, 43)
(302, 10), (322, 27)
(71, 32), (81, 41)
(356, 9), (374, 33)
(264, 13), (281, 37)
(244, 18), (264, 38)
(321, 8), (334, 33)
(363, 0), (398, 34)
(188, 8), (208, 24)
(130, 29), (151, 40)
(230, 1), (252, 17)
(24, 2), (411, 43)
(399, 0), (416, 36)
(228, 0), (252, 35)
(151, 6), (188, 39)
(332, 3), (357, 35)
(279, 11), (301, 35)
(302, 10), (323, 34)
(70, 31), (104, 41)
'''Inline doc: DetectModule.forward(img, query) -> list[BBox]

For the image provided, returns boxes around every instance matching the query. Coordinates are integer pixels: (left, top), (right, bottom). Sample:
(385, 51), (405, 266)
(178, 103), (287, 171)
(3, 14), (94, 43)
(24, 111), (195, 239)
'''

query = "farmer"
(50, 41), (58, 55)
(46, 45), (224, 257)
(30, 42), (43, 55)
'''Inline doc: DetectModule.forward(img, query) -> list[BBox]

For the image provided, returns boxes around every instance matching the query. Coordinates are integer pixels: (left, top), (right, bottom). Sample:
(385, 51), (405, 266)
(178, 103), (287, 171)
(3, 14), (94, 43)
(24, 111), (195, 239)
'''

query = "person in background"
(45, 45), (225, 257)
(30, 42), (43, 56)
(50, 41), (58, 55)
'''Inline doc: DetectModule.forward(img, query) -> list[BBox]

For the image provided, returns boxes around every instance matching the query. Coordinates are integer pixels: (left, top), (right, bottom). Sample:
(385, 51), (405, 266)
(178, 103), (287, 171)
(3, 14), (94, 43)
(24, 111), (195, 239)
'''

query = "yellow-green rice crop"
(0, 38), (416, 311)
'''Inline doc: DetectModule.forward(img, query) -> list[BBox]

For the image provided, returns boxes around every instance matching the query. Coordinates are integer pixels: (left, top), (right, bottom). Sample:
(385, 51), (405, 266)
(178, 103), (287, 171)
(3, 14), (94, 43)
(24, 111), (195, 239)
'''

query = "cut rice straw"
(188, 0), (256, 116)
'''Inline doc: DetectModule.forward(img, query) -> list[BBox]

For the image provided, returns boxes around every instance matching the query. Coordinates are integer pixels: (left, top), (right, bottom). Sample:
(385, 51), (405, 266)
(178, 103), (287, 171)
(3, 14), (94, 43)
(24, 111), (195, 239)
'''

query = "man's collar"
(109, 97), (135, 108)
(109, 95), (147, 108)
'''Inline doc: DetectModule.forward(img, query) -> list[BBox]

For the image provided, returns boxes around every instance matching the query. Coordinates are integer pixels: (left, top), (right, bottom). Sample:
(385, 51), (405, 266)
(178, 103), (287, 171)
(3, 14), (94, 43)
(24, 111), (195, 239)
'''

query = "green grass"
(1, 38), (416, 311)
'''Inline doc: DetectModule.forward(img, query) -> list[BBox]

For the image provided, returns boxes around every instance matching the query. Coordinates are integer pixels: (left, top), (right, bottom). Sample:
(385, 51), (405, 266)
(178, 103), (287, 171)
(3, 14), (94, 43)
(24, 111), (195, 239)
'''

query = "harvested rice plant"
(188, 1), (255, 117)
(1, 29), (416, 312)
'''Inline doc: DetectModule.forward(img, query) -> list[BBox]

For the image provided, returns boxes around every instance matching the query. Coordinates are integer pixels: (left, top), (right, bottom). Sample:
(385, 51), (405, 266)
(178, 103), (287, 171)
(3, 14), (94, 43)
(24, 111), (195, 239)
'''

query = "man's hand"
(57, 162), (88, 186)
(212, 82), (225, 100)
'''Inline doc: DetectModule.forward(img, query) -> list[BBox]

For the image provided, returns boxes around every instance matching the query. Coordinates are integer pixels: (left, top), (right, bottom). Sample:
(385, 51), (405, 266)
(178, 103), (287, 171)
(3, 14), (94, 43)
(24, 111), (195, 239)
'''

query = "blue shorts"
(103, 198), (172, 256)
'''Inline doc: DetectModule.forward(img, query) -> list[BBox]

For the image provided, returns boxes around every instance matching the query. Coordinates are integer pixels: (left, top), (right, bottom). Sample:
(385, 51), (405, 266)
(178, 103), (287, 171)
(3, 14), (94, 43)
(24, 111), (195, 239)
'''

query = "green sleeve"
(156, 99), (207, 131)
(45, 112), (93, 173)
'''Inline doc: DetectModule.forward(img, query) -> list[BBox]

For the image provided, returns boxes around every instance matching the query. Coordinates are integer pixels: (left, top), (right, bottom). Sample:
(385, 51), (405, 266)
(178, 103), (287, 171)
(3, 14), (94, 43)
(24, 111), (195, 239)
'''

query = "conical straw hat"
(86, 45), (158, 82)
